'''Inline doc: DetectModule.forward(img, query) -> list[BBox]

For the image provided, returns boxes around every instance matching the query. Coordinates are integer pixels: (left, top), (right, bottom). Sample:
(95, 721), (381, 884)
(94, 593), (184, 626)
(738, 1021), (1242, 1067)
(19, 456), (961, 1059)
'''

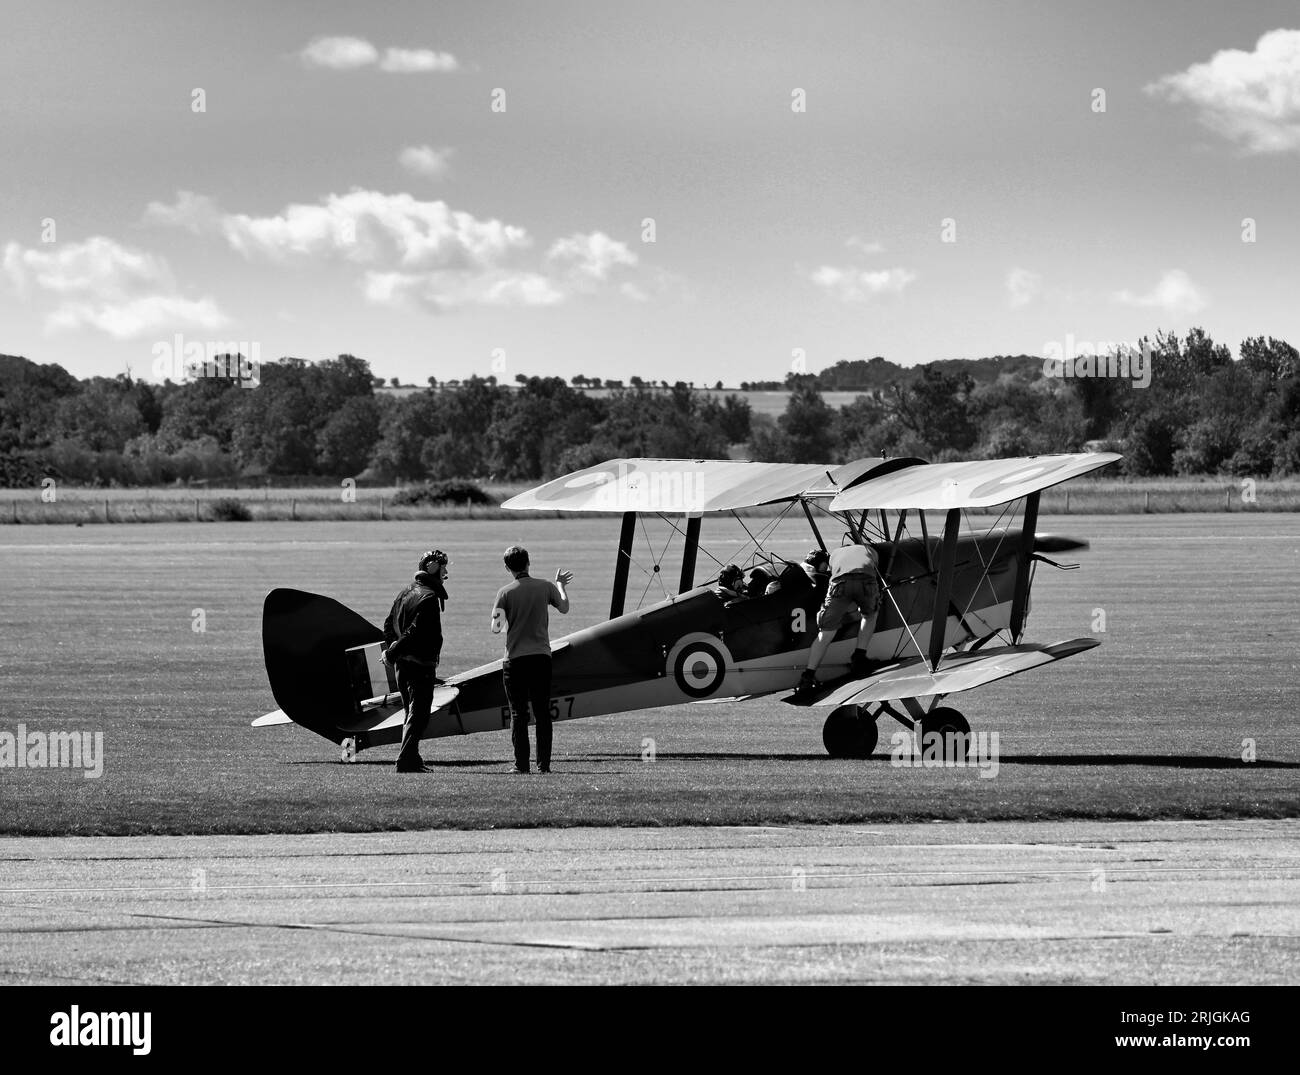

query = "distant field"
(376, 385), (865, 419)
(0, 514), (1296, 836)
(2, 476), (1298, 523)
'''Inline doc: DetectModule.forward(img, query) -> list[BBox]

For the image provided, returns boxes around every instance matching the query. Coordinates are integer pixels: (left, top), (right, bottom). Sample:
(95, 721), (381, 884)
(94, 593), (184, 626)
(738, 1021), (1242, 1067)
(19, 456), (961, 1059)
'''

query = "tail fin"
(261, 588), (384, 744)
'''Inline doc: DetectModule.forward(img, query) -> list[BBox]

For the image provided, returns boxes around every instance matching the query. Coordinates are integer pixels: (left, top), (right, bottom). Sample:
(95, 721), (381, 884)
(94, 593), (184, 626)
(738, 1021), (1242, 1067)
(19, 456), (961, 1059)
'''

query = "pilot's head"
(718, 564), (744, 590)
(419, 549), (450, 580)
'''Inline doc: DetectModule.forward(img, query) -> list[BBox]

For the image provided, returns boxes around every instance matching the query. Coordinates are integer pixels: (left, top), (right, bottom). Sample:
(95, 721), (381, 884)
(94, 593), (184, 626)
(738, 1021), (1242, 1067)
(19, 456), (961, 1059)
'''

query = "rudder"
(262, 588), (384, 744)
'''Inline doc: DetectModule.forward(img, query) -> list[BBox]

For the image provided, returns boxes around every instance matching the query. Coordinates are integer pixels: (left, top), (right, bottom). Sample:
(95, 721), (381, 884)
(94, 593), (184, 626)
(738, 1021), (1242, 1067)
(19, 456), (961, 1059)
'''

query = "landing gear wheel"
(340, 737), (357, 764)
(919, 707), (970, 763)
(822, 704), (878, 759)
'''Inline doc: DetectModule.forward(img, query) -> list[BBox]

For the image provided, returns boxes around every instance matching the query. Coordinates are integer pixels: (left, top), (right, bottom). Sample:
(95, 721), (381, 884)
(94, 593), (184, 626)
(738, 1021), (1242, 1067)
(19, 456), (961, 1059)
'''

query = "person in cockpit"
(714, 564), (745, 599)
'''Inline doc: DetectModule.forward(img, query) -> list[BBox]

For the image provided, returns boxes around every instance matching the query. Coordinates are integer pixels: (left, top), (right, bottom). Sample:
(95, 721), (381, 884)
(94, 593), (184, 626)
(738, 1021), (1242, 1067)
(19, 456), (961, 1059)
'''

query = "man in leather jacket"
(383, 549), (450, 773)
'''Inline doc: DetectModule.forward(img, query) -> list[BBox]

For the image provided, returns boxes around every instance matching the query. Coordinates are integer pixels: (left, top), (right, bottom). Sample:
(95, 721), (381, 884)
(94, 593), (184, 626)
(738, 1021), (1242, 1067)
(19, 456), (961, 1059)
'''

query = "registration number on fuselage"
(499, 695), (576, 728)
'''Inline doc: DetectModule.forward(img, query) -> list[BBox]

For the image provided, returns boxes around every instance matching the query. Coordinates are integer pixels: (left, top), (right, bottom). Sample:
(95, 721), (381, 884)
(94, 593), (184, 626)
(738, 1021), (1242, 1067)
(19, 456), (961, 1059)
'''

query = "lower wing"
(814, 637), (1100, 707)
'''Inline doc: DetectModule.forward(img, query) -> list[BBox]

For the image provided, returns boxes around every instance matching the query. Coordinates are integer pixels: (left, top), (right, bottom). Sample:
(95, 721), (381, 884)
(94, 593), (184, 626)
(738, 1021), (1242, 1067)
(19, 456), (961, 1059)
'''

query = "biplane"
(254, 451), (1120, 760)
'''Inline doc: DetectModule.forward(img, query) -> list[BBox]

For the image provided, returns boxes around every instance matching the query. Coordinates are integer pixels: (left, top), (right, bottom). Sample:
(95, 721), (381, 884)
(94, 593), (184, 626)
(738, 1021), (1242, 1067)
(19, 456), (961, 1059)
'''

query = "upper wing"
(828, 452), (1121, 511)
(501, 458), (835, 513)
(500, 456), (934, 514)
(812, 637), (1100, 707)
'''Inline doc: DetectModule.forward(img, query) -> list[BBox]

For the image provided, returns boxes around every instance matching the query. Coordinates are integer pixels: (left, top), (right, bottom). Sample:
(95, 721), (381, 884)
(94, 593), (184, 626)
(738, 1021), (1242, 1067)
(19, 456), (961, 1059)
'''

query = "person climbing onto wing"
(795, 539), (881, 698)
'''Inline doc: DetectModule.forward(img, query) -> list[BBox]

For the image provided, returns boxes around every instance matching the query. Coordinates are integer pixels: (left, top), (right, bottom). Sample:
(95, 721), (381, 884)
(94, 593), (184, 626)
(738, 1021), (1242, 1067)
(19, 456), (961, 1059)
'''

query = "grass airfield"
(1, 514), (1297, 984)
(0, 514), (1296, 834)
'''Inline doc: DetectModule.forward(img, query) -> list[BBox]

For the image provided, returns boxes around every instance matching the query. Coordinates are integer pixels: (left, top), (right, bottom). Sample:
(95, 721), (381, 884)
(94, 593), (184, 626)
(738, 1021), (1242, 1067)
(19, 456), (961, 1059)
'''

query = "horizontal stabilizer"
(341, 685), (460, 734)
(814, 637), (1101, 707)
(251, 709), (294, 728)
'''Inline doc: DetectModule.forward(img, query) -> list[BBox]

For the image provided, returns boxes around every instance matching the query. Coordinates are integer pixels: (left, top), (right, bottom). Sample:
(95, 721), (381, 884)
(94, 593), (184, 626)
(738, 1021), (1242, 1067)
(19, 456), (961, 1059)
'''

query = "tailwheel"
(919, 707), (970, 763)
(340, 737), (357, 763)
(822, 704), (878, 759)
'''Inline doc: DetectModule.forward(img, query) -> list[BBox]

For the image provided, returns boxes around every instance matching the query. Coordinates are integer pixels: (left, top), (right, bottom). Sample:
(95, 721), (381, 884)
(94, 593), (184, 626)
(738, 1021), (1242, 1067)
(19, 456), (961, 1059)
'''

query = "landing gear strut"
(822, 704), (878, 759)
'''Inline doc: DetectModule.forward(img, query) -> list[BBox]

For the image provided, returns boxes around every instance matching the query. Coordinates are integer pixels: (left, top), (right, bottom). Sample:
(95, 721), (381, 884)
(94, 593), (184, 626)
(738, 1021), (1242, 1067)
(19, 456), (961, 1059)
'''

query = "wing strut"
(927, 508), (962, 672)
(678, 513), (702, 593)
(610, 511), (636, 619)
(1008, 490), (1040, 643)
(801, 499), (827, 553)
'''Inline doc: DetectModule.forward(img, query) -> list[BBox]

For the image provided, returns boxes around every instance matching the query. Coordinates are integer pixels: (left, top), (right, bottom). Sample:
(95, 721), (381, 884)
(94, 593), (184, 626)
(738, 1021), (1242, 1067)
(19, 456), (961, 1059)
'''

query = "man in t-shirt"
(490, 545), (572, 774)
(795, 540), (881, 697)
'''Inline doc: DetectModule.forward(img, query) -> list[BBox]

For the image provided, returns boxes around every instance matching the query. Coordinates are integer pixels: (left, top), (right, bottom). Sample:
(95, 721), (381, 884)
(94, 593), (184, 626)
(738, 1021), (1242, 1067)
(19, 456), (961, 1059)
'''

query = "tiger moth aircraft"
(253, 451), (1120, 761)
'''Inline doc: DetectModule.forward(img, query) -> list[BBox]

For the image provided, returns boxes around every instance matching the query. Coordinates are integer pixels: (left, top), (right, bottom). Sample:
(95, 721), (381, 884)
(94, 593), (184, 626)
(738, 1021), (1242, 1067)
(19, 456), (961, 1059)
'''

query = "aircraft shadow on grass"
(288, 758), (505, 769)
(587, 752), (1299, 769)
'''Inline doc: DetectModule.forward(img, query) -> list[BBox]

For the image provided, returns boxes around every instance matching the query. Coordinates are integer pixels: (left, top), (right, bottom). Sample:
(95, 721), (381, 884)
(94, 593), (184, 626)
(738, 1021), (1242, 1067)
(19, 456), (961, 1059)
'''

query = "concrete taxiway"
(1, 820), (1296, 984)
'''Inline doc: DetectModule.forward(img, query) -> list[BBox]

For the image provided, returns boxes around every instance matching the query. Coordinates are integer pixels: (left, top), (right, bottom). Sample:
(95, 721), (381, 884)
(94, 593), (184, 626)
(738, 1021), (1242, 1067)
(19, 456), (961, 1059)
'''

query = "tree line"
(0, 327), (1296, 487)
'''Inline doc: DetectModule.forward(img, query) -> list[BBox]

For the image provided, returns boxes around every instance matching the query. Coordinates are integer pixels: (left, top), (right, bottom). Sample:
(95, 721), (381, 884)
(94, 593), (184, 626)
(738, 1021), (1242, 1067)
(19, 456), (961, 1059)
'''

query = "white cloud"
(220, 190), (531, 271)
(46, 296), (227, 339)
(297, 37), (459, 74)
(380, 48), (459, 73)
(2, 236), (226, 339)
(846, 236), (885, 255)
(145, 187), (646, 313)
(1112, 270), (1207, 316)
(300, 36), (379, 70)
(142, 190), (222, 234)
(399, 145), (455, 179)
(364, 269), (563, 311)
(808, 264), (917, 302)
(545, 231), (639, 285)
(1146, 29), (1300, 153)
(1007, 267), (1042, 309)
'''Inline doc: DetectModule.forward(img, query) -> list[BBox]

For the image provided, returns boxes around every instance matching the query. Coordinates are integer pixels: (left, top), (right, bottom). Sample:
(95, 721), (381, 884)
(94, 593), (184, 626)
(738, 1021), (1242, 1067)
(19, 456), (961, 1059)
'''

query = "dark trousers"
(503, 654), (552, 770)
(395, 661), (436, 768)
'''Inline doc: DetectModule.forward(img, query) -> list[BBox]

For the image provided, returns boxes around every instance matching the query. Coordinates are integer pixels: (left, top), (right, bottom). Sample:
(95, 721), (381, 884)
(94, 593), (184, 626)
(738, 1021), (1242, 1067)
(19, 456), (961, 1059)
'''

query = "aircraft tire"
(823, 704), (878, 759)
(920, 707), (971, 763)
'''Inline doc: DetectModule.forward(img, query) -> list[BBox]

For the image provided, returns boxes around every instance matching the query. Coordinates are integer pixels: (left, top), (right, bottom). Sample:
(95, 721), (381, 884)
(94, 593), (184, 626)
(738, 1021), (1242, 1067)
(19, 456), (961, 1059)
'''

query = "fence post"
(194, 498), (200, 521)
(1226, 488), (1231, 512)
(103, 498), (109, 522)
(10, 500), (16, 523)
(379, 496), (385, 521)
(1065, 490), (1070, 514)
(291, 498), (297, 521)
(1144, 491), (1150, 512)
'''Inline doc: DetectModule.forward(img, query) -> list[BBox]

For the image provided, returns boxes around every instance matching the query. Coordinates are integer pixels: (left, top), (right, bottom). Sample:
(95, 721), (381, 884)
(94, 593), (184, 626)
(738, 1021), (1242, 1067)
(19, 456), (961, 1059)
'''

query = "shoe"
(537, 765), (551, 774)
(396, 761), (433, 773)
(850, 650), (871, 678)
(793, 671), (818, 698)
(508, 765), (530, 774)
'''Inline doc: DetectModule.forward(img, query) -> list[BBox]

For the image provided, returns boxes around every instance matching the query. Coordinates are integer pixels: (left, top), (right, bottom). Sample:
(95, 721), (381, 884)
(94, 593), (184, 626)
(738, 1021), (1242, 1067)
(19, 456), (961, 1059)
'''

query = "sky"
(2, 0), (1298, 386)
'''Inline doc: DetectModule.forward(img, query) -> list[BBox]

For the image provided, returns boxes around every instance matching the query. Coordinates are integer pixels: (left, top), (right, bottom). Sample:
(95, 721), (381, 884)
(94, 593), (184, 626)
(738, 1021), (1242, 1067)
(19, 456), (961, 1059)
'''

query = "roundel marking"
(665, 632), (732, 698)
(564, 471), (617, 490)
(969, 458), (1071, 499)
(534, 461), (641, 502)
